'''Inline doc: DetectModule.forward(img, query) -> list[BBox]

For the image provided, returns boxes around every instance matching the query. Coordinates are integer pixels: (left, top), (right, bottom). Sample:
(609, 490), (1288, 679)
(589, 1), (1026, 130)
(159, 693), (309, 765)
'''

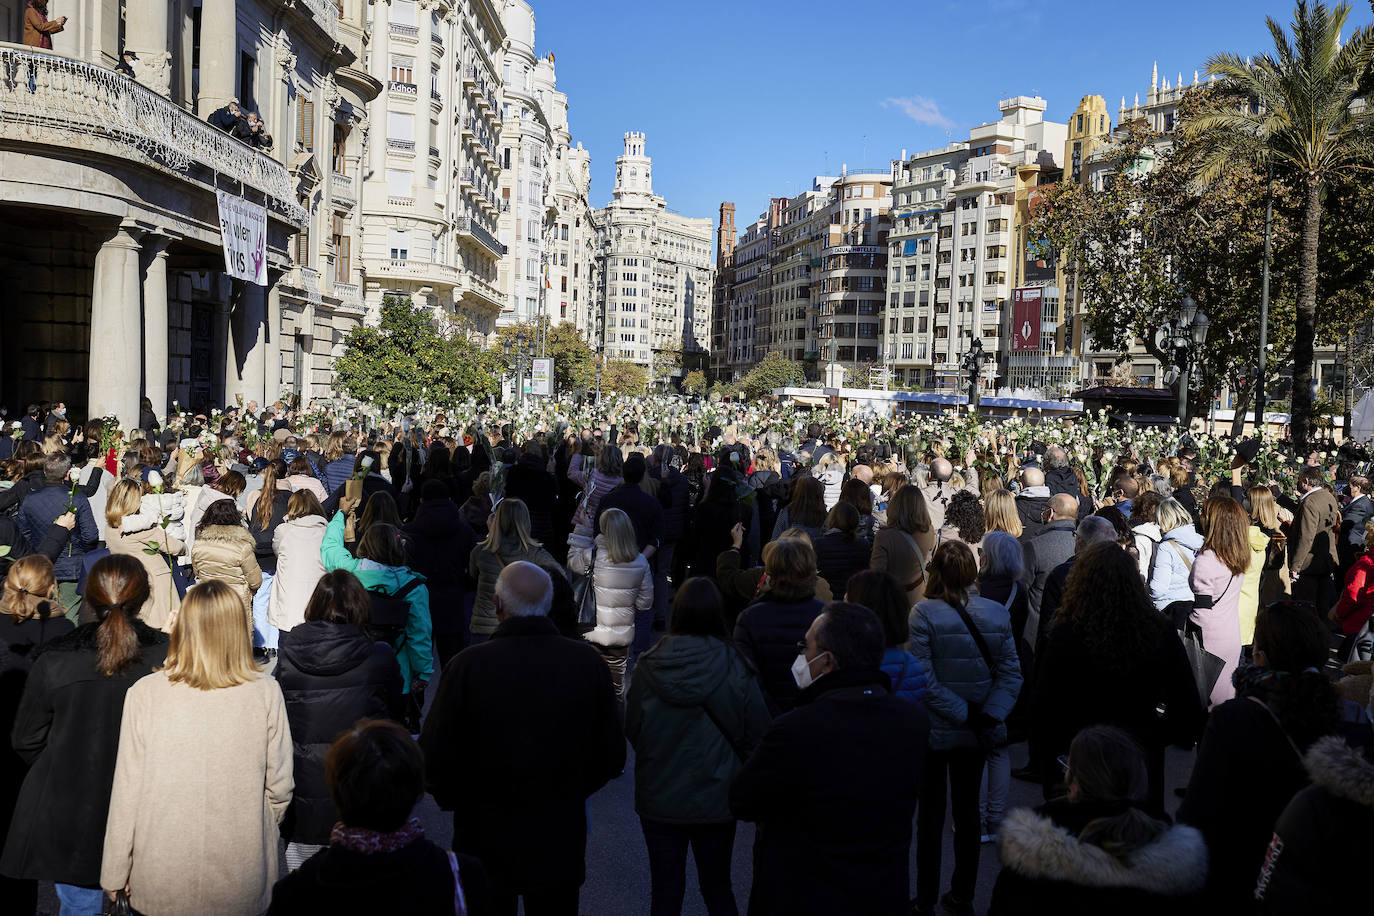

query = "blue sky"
(532, 0), (1365, 238)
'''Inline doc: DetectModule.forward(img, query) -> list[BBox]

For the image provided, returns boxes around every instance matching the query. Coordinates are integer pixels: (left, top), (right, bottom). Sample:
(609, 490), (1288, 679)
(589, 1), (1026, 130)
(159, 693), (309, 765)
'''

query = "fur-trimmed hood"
(996, 807), (1208, 895)
(1305, 735), (1374, 811)
(194, 523), (255, 547)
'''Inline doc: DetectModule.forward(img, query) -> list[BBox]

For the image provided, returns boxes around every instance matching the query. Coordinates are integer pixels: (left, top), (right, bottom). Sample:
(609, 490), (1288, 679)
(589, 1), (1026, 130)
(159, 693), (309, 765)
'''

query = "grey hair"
(981, 531), (1024, 579)
(494, 560), (553, 618)
(780, 436), (796, 453)
(1154, 497), (1193, 535)
(1150, 475), (1171, 496)
(1044, 445), (1069, 470)
(1075, 515), (1118, 549)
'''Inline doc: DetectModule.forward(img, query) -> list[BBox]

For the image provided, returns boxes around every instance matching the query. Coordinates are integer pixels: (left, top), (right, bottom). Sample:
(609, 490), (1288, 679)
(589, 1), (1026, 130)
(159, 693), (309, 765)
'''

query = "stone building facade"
(0, 0), (377, 428)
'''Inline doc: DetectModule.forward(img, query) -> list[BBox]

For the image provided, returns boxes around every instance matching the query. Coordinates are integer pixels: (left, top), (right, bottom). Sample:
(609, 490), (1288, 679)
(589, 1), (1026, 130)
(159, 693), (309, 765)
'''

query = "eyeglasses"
(795, 640), (809, 654)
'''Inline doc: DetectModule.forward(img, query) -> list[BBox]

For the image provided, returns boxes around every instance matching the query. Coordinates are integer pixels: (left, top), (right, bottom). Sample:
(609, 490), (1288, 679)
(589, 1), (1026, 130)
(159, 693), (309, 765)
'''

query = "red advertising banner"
(1012, 287), (1043, 352)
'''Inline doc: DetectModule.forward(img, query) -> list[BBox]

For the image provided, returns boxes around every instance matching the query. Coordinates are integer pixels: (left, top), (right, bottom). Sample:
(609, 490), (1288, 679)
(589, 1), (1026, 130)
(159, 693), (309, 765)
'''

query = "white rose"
(147, 470), (164, 489)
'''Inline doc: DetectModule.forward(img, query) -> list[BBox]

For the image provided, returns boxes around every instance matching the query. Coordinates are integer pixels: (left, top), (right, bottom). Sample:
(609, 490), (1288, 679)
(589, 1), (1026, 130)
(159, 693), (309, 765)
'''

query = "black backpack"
(367, 578), (424, 650)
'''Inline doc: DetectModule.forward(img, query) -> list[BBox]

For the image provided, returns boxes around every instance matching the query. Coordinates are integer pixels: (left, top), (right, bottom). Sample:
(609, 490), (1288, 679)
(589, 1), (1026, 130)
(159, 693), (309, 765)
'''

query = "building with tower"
(593, 133), (714, 379)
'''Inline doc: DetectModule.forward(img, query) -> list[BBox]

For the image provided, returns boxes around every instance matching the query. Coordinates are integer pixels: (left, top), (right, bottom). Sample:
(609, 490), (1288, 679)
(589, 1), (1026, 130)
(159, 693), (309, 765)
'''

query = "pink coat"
(1189, 549), (1244, 707)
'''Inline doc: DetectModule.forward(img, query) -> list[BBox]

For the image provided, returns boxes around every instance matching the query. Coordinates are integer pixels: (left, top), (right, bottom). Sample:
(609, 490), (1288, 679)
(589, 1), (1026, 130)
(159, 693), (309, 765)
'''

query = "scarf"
(330, 816), (424, 855)
(28, 1), (53, 49)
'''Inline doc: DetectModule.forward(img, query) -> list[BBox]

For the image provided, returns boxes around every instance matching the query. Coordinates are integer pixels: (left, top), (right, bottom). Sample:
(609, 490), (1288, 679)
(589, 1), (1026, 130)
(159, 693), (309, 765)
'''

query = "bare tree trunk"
(1230, 384), (1254, 438)
(1291, 178), (1323, 452)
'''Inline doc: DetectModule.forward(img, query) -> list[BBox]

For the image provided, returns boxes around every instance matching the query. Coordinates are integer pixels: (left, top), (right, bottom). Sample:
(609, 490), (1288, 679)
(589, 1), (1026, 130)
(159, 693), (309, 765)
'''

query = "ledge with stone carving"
(0, 45), (307, 226)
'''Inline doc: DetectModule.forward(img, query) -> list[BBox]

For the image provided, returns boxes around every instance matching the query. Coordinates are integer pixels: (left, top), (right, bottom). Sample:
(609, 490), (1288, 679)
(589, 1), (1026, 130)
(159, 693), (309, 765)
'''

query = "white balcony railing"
(298, 0), (340, 43)
(0, 46), (306, 224)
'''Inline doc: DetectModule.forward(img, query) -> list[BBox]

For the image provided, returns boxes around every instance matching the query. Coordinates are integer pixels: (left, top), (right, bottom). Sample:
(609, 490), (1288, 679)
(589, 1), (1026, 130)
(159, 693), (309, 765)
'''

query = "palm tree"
(1187, 0), (1374, 449)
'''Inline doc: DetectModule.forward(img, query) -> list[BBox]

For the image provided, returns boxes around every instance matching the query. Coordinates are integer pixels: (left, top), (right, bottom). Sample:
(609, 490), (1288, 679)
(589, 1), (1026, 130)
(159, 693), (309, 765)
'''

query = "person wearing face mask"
(729, 602), (929, 916)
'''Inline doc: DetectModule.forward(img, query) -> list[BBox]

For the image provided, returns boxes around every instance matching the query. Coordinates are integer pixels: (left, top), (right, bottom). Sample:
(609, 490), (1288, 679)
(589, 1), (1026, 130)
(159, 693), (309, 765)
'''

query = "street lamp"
(959, 332), (992, 410)
(1160, 295), (1210, 429)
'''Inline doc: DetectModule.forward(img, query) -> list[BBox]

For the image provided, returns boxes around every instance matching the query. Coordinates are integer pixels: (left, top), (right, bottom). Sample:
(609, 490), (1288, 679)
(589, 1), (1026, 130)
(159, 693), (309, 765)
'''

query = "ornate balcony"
(0, 46), (305, 225)
(456, 217), (506, 258)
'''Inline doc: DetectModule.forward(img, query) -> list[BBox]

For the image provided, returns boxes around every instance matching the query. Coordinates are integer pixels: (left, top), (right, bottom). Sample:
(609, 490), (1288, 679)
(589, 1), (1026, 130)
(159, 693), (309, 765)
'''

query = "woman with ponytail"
(1178, 600), (1342, 911)
(0, 556), (168, 915)
(989, 725), (1207, 915)
(248, 458), (292, 653)
(0, 554), (73, 660)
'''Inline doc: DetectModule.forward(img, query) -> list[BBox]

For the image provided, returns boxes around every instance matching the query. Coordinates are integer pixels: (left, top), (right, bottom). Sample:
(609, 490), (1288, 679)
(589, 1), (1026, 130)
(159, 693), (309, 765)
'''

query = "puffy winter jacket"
(879, 646), (928, 705)
(18, 484), (98, 582)
(813, 530), (873, 599)
(321, 512), (432, 690)
(268, 515), (328, 633)
(121, 490), (188, 543)
(467, 535), (558, 636)
(625, 635), (770, 824)
(568, 533), (653, 648)
(733, 593), (826, 715)
(190, 524), (262, 623)
(1149, 525), (1203, 611)
(285, 474), (328, 503)
(1333, 552), (1374, 637)
(321, 456), (357, 496)
(1132, 521), (1162, 582)
(815, 465), (844, 511)
(909, 594), (1022, 750)
(275, 621), (402, 845)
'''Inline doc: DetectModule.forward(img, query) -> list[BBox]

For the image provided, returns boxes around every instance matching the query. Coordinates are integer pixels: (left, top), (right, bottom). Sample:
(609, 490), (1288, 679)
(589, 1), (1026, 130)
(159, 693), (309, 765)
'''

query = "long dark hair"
(1250, 601), (1340, 751)
(784, 476), (827, 529)
(669, 577), (729, 639)
(303, 570), (372, 626)
(253, 459), (287, 531)
(1056, 542), (1166, 669)
(845, 569), (908, 648)
(85, 555), (152, 675)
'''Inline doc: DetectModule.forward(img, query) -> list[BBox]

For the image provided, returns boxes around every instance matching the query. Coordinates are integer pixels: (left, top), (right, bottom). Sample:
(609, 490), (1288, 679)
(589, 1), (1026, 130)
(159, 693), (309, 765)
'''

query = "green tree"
(1187, 0), (1374, 448)
(333, 296), (503, 407)
(682, 369), (707, 396)
(494, 319), (598, 396)
(601, 359), (648, 396)
(740, 351), (805, 400)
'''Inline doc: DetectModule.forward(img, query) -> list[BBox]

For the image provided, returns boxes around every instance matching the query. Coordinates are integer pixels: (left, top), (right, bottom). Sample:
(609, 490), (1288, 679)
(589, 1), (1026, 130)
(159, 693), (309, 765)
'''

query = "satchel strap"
(447, 851), (469, 916)
(950, 599), (996, 674)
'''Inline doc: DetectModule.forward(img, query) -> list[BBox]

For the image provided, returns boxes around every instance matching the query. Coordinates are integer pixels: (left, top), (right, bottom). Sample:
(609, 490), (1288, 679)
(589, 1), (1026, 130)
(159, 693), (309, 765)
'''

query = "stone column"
(414, 5), (434, 201)
(125, 0), (172, 97)
(263, 278), (283, 404)
(226, 282), (267, 407)
(212, 297), (231, 410)
(89, 224), (145, 432)
(197, 0), (237, 116)
(141, 235), (174, 418)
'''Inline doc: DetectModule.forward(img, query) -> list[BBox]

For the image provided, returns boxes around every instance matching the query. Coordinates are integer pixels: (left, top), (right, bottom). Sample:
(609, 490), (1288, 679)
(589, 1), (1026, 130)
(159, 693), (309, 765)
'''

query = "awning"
(902, 239), (919, 256)
(788, 394), (829, 408)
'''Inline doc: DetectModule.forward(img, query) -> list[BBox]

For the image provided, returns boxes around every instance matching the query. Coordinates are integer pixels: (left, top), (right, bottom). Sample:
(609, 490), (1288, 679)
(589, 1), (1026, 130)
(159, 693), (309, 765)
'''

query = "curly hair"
(944, 491), (986, 543)
(1055, 541), (1166, 669)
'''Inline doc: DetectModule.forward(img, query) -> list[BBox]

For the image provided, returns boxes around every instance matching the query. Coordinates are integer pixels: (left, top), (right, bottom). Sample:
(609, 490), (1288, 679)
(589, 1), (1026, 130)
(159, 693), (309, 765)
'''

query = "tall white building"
(594, 133), (714, 375)
(359, 0), (507, 341)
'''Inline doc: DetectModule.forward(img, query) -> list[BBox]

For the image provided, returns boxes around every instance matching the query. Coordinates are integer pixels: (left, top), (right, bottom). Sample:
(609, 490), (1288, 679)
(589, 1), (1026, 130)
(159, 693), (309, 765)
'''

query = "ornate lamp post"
(1160, 295), (1210, 429)
(959, 332), (992, 410)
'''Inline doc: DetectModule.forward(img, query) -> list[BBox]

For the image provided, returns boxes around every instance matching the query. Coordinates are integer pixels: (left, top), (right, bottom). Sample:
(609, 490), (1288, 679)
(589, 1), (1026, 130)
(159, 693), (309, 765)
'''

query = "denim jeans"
(252, 571), (277, 649)
(55, 883), (105, 916)
(980, 743), (1010, 830)
(640, 818), (739, 916)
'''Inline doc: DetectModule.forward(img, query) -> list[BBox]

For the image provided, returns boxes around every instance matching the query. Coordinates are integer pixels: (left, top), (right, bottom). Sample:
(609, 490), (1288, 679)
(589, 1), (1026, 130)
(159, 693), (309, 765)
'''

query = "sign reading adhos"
(216, 191), (267, 286)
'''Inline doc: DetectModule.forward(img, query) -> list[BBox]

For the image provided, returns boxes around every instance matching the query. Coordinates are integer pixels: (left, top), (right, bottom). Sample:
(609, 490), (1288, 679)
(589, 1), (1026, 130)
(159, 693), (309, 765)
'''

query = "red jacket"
(1333, 552), (1374, 636)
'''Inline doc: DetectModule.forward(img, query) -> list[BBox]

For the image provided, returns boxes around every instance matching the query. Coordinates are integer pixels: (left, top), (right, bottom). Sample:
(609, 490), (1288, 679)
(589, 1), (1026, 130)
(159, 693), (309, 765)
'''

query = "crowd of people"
(0, 393), (1371, 915)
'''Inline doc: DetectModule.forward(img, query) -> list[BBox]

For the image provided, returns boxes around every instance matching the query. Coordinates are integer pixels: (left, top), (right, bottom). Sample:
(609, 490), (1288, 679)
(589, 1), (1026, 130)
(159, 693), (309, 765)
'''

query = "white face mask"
(791, 651), (829, 690)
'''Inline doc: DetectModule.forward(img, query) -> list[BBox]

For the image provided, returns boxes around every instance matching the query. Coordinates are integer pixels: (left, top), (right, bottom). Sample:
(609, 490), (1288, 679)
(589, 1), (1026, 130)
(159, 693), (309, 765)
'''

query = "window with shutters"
(390, 61), (413, 84)
(295, 222), (310, 266)
(331, 215), (349, 283)
(332, 125), (347, 173)
(297, 98), (315, 151)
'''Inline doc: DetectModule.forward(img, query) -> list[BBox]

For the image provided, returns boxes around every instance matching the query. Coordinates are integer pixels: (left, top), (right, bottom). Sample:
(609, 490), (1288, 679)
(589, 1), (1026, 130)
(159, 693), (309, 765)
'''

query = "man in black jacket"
(420, 562), (623, 916)
(731, 602), (929, 916)
(207, 100), (243, 133)
(648, 445), (689, 629)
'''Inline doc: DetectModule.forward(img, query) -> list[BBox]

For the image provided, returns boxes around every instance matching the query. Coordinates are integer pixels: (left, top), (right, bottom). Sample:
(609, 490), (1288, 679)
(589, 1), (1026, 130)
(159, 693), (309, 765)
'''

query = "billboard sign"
(1023, 238), (1056, 283)
(1012, 287), (1043, 352)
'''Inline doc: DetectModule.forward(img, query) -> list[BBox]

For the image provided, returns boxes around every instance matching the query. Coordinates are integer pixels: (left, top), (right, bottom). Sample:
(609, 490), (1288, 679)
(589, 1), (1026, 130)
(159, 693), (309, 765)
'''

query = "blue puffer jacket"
(18, 484), (98, 582)
(321, 457), (357, 497)
(909, 595), (1022, 750)
(1149, 524), (1203, 611)
(880, 646), (928, 705)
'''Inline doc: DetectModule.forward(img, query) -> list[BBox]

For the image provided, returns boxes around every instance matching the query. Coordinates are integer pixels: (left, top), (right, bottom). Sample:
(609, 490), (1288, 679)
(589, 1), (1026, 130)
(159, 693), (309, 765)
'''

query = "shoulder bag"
(948, 598), (1000, 752)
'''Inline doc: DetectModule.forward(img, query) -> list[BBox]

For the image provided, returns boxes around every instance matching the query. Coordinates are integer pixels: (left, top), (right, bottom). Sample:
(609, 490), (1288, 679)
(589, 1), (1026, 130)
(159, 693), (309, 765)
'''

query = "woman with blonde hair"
(267, 490), (328, 635)
(101, 579), (293, 916)
(872, 483), (934, 606)
(1190, 496), (1251, 706)
(468, 498), (558, 642)
(569, 507), (653, 697)
(813, 451), (845, 510)
(1149, 497), (1203, 619)
(1249, 484), (1290, 608)
(105, 478), (185, 633)
(0, 554), (72, 658)
(984, 488), (1023, 540)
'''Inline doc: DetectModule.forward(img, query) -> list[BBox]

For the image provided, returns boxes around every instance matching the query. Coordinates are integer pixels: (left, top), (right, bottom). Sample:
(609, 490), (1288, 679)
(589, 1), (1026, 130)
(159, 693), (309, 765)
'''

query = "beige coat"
(267, 515), (327, 632)
(108, 523), (185, 634)
(872, 526), (929, 607)
(101, 672), (293, 915)
(190, 524), (262, 631)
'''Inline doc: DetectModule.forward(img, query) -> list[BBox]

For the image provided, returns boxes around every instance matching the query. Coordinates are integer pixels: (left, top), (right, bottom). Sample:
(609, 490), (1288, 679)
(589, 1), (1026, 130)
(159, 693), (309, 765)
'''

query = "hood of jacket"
(996, 807), (1207, 895)
(636, 635), (736, 706)
(1248, 524), (1271, 551)
(1044, 465), (1080, 497)
(195, 523), (255, 547)
(1304, 735), (1374, 811)
(1018, 485), (1051, 499)
(1163, 525), (1203, 550)
(281, 515), (328, 536)
(748, 469), (781, 489)
(278, 620), (374, 677)
(354, 560), (424, 594)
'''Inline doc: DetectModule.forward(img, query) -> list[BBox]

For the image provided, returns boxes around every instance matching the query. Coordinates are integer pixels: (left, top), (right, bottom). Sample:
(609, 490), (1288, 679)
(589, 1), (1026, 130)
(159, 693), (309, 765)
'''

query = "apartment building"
(710, 202), (737, 377)
(0, 0), (377, 424)
(359, 0), (506, 341)
(593, 133), (714, 374)
(816, 171), (893, 377)
(888, 97), (1066, 393)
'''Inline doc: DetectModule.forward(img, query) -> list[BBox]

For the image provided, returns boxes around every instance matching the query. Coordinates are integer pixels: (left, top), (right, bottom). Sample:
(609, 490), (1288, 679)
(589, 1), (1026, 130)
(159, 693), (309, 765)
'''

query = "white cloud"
(882, 96), (955, 130)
